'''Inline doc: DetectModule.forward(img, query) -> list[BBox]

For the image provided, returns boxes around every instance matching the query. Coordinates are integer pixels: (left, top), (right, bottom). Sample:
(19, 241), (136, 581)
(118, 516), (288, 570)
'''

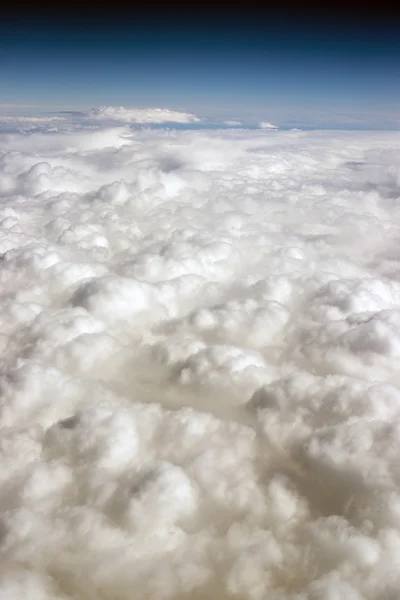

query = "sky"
(1, 4), (400, 129)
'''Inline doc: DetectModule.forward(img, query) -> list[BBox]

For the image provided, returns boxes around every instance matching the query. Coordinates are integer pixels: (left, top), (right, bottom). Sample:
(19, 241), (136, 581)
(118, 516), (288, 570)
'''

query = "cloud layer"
(1, 125), (400, 598)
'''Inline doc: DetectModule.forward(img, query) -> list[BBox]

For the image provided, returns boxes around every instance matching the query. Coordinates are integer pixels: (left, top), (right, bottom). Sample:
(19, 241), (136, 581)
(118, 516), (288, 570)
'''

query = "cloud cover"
(1, 125), (400, 598)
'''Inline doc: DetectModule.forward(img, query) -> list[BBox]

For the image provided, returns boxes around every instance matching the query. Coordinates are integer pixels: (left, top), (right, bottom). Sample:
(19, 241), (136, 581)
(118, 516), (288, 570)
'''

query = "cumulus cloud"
(259, 120), (278, 129)
(1, 124), (400, 598)
(88, 105), (201, 124)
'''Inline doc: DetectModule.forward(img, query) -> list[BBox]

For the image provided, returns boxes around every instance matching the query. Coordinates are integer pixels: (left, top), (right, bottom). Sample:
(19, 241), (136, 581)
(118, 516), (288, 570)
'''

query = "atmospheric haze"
(1, 120), (400, 599)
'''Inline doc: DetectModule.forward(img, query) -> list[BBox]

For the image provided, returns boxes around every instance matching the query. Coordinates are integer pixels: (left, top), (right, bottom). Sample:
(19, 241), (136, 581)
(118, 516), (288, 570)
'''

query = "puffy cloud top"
(1, 125), (400, 599)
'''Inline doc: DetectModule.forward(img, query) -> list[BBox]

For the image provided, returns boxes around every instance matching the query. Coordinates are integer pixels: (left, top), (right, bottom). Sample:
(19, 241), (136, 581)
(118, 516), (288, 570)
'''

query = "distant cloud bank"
(259, 121), (278, 129)
(87, 106), (202, 124)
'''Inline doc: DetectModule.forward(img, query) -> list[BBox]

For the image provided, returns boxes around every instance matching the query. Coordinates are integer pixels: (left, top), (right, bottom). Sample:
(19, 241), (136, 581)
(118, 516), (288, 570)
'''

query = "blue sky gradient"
(1, 6), (399, 129)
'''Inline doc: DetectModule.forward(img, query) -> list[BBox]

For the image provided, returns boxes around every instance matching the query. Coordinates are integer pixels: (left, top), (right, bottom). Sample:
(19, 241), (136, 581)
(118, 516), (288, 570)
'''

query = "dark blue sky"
(1, 4), (399, 128)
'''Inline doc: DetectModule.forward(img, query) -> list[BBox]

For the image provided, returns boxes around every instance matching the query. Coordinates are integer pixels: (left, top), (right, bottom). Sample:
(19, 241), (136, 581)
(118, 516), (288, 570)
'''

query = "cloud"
(223, 120), (243, 126)
(1, 126), (400, 599)
(87, 105), (202, 124)
(259, 120), (278, 129)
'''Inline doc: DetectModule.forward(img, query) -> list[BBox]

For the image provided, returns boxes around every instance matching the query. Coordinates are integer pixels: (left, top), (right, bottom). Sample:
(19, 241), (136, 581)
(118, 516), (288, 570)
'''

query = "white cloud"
(223, 120), (243, 126)
(1, 126), (400, 598)
(88, 105), (201, 124)
(259, 120), (278, 129)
